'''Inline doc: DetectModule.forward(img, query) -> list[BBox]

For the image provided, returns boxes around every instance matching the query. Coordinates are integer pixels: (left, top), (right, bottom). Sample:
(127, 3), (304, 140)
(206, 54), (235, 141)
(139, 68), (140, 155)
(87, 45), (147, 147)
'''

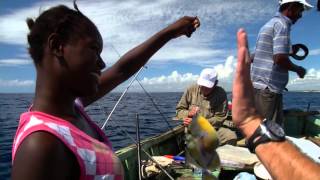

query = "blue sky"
(0, 0), (319, 93)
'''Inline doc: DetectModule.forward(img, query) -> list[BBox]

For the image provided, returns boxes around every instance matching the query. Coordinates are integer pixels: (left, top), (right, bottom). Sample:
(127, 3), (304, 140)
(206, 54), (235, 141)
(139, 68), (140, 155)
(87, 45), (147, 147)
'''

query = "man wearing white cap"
(176, 68), (237, 145)
(251, 0), (312, 126)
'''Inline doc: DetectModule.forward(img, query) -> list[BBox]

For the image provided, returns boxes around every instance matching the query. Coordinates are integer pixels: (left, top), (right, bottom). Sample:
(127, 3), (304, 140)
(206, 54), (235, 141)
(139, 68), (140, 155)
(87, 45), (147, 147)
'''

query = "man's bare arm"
(274, 54), (306, 78)
(233, 29), (320, 180)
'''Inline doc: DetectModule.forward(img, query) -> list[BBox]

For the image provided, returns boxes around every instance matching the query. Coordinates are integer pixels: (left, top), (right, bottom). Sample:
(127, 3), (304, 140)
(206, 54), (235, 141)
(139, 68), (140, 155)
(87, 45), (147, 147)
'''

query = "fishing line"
(95, 14), (203, 178)
(97, 101), (174, 180)
(100, 43), (178, 134)
(135, 79), (185, 151)
(97, 43), (176, 179)
(103, 43), (184, 151)
(136, 79), (176, 132)
(137, 78), (188, 153)
(100, 67), (145, 130)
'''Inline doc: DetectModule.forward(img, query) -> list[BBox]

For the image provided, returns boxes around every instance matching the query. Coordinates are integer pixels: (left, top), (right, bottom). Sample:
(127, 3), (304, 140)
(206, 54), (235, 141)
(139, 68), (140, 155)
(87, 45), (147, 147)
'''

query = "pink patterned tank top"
(12, 100), (124, 180)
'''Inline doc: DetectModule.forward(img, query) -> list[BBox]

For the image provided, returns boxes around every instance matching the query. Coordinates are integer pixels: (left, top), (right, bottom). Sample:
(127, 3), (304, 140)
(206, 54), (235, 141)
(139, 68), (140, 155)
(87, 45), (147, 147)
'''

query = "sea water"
(1, 92), (320, 180)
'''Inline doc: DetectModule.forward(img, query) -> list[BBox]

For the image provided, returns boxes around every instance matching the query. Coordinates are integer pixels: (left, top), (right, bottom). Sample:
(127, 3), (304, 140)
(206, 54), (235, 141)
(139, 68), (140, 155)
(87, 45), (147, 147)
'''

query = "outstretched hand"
(232, 29), (261, 135)
(167, 16), (200, 38)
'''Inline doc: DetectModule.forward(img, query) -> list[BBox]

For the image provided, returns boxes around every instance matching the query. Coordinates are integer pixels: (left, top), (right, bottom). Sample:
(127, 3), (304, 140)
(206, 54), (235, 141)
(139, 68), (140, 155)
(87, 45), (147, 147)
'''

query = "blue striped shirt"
(251, 12), (292, 94)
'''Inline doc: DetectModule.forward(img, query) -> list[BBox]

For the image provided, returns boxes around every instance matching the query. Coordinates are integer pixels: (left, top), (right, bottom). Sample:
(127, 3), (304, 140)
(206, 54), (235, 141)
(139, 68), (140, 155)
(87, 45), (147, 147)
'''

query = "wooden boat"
(115, 109), (320, 180)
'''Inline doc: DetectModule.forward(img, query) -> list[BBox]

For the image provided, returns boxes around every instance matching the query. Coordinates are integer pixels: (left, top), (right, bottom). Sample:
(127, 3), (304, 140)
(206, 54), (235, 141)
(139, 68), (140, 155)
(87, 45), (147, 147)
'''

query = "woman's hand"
(82, 17), (199, 107)
(167, 16), (200, 38)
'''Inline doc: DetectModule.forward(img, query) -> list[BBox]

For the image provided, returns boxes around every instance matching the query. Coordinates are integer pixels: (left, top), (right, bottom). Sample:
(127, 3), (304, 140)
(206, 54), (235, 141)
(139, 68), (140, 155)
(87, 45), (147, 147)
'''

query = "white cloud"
(125, 55), (236, 92)
(10, 0), (320, 91)
(0, 0), (275, 66)
(0, 59), (32, 66)
(0, 4), (41, 46)
(309, 48), (320, 56)
(0, 79), (34, 87)
(287, 68), (320, 91)
(123, 55), (320, 92)
(213, 56), (236, 79)
(141, 70), (198, 85)
(128, 70), (198, 92)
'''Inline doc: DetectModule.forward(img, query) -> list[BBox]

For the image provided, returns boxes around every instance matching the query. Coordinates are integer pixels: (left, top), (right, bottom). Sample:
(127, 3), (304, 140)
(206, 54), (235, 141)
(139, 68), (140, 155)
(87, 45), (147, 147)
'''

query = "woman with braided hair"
(11, 2), (199, 180)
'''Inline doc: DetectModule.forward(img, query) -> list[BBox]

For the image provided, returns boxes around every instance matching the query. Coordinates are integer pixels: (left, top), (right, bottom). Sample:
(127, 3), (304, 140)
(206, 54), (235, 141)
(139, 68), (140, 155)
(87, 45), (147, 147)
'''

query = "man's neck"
(281, 10), (294, 24)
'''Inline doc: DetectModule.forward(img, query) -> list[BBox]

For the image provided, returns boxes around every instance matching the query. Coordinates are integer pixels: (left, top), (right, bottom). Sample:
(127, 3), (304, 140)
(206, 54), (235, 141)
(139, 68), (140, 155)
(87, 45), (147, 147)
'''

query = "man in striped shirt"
(251, 0), (312, 126)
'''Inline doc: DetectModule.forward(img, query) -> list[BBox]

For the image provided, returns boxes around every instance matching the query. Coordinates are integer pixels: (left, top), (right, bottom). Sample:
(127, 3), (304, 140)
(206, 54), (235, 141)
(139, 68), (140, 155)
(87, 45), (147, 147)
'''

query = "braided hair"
(26, 1), (95, 64)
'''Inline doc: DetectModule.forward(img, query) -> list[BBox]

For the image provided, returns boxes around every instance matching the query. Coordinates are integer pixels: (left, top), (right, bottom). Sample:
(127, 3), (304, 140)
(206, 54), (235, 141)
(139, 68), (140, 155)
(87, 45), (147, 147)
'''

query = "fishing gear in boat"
(136, 114), (142, 180)
(290, 43), (309, 61)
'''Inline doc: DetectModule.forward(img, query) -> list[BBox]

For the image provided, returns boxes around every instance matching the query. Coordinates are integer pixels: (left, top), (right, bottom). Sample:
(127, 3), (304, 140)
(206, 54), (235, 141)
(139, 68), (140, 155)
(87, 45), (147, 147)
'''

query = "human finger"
(193, 17), (200, 28)
(194, 106), (200, 112)
(183, 118), (191, 126)
(236, 28), (251, 78)
(232, 28), (257, 126)
(185, 16), (200, 37)
(191, 106), (199, 116)
(186, 24), (196, 38)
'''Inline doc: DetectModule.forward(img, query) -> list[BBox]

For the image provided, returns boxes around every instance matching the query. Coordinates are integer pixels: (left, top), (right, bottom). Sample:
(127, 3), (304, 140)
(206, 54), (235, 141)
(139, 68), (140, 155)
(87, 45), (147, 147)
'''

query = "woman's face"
(61, 25), (105, 97)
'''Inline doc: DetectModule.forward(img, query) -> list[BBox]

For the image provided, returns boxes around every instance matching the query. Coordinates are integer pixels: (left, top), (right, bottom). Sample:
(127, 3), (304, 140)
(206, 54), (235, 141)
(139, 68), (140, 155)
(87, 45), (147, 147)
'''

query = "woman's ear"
(48, 33), (64, 57)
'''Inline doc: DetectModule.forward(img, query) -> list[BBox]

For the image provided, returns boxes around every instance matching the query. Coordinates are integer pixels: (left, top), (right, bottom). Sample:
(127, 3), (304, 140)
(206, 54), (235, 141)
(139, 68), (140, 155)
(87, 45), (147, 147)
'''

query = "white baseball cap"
(279, 0), (313, 10)
(197, 68), (218, 88)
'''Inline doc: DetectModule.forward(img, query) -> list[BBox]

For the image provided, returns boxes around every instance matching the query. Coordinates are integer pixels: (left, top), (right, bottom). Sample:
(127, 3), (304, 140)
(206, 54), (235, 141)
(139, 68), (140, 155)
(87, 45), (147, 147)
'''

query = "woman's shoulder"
(16, 131), (71, 158)
(13, 111), (79, 161)
(12, 131), (79, 179)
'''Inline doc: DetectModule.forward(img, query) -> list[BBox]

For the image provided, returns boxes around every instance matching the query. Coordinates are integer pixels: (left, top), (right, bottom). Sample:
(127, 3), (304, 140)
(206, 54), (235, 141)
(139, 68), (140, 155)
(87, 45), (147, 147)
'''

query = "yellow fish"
(185, 114), (220, 178)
